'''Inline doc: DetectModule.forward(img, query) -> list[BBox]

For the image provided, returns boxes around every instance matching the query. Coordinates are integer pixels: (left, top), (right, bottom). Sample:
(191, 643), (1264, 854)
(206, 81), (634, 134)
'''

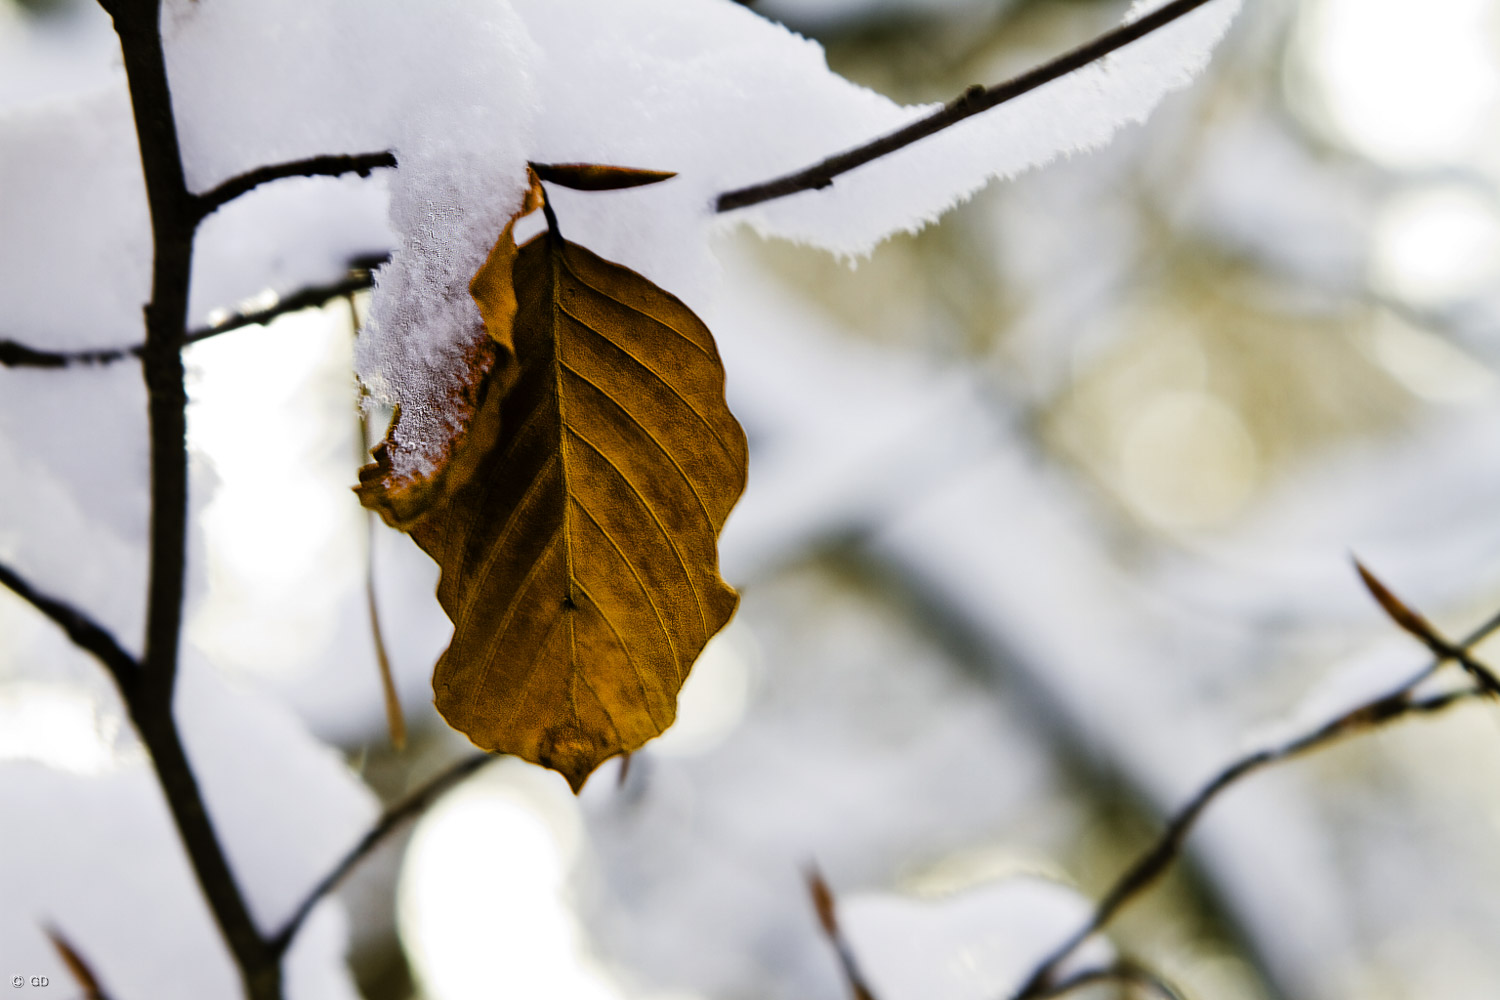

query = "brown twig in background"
(715, 0), (1225, 212)
(806, 867), (882, 1000)
(195, 152), (396, 218)
(1008, 590), (1500, 999)
(269, 751), (497, 956)
(45, 926), (115, 1000)
(347, 290), (407, 752)
(1355, 559), (1500, 697)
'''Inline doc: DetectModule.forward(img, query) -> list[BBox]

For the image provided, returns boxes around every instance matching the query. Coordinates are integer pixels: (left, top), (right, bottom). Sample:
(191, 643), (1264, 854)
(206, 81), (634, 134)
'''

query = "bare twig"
(807, 867), (882, 1000)
(1355, 560), (1500, 697)
(1, 266), (380, 370)
(716, 0), (1225, 212)
(269, 752), (498, 955)
(45, 925), (115, 1000)
(0, 561), (138, 688)
(349, 291), (407, 752)
(1009, 593), (1500, 1000)
(195, 152), (396, 218)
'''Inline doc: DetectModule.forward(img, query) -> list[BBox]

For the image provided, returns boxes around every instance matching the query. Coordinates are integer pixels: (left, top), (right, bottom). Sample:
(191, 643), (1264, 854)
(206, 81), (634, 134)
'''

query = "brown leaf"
(530, 162), (677, 191)
(361, 211), (747, 792)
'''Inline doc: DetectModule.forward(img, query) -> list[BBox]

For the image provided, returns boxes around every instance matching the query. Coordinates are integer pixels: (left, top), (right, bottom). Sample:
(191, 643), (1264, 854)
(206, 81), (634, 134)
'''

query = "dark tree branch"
(195, 152), (397, 218)
(0, 266), (380, 370)
(715, 0), (1224, 212)
(186, 269), (380, 347)
(0, 560), (138, 688)
(1009, 594), (1500, 1000)
(269, 752), (498, 956)
(103, 1), (282, 996)
(0, 340), (131, 368)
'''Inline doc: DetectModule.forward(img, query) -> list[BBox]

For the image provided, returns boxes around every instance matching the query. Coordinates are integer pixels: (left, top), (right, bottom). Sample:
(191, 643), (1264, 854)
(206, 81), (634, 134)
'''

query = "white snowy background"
(5, 0), (1500, 998)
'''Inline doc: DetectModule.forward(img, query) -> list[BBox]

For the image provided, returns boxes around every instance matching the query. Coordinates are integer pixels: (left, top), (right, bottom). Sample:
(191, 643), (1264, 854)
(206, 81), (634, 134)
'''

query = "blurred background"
(5, 0), (1500, 998)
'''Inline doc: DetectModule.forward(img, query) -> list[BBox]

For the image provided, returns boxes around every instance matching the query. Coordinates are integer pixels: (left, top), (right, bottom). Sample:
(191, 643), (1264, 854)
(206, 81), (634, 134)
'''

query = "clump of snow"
(508, 0), (1240, 277)
(0, 88), (149, 350)
(163, 0), (539, 479)
(841, 876), (1112, 1000)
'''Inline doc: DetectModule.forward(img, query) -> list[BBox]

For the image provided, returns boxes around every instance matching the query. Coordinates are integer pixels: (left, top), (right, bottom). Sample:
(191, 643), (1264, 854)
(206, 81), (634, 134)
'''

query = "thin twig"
(269, 752), (497, 955)
(1009, 596), (1500, 1000)
(0, 561), (138, 688)
(715, 0), (1224, 212)
(45, 925), (115, 1000)
(1355, 560), (1500, 697)
(0, 267), (380, 370)
(349, 291), (407, 751)
(806, 867), (882, 1000)
(195, 152), (396, 218)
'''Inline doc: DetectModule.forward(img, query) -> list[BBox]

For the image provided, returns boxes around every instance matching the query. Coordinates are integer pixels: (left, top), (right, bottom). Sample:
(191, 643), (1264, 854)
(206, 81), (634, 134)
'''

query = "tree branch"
(0, 265), (380, 370)
(0, 560), (138, 688)
(195, 152), (397, 218)
(715, 0), (1224, 212)
(1009, 595), (1500, 1000)
(269, 752), (498, 956)
(103, 1), (282, 996)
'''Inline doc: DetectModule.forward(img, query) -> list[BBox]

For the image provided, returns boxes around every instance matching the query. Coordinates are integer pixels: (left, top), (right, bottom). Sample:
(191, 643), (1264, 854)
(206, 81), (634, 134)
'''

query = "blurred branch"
(1010, 591), (1500, 999)
(1355, 560), (1500, 697)
(0, 560), (138, 688)
(0, 264), (380, 369)
(46, 925), (115, 1000)
(806, 868), (882, 1000)
(269, 751), (498, 956)
(715, 0), (1225, 212)
(1033, 958), (1185, 1000)
(195, 152), (397, 218)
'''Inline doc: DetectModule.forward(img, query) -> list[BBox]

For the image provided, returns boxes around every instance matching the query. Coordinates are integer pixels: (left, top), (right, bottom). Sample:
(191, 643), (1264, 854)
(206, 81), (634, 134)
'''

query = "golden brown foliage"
(360, 172), (746, 790)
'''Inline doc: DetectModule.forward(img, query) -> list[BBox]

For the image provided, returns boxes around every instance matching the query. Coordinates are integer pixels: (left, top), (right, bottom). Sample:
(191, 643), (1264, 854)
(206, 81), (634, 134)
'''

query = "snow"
(0, 2), (1252, 996)
(841, 877), (1113, 1000)
(0, 653), (378, 1000)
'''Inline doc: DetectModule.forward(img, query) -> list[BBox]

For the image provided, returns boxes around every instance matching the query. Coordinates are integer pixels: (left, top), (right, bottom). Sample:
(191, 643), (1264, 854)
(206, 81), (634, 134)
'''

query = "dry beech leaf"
(361, 177), (747, 791)
(529, 162), (677, 191)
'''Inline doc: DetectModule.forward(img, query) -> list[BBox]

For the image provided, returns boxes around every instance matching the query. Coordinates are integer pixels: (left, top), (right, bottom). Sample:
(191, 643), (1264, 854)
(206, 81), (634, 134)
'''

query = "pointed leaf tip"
(530, 162), (677, 191)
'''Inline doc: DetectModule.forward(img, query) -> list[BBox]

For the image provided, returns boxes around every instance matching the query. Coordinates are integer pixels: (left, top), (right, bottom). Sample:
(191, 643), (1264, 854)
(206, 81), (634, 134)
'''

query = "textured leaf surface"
(362, 219), (747, 790)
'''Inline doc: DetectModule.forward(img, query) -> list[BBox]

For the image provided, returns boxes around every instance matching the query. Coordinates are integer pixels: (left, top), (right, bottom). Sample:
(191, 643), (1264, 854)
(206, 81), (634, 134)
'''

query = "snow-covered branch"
(715, 0), (1227, 212)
